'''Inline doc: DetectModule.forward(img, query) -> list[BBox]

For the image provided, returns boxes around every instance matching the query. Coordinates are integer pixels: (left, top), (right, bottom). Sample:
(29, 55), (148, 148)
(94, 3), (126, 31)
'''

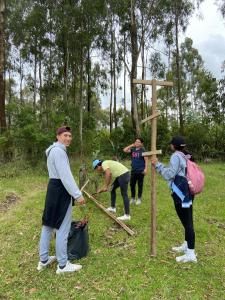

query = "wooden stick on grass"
(83, 189), (135, 236)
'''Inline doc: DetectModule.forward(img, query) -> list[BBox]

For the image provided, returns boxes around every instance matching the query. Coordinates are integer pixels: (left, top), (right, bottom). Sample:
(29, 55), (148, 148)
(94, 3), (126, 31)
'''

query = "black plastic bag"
(67, 221), (89, 260)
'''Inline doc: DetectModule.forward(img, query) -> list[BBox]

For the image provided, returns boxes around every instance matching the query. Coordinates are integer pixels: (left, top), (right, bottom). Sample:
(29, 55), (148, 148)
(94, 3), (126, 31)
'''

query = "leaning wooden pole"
(83, 189), (135, 236)
(151, 79), (157, 256)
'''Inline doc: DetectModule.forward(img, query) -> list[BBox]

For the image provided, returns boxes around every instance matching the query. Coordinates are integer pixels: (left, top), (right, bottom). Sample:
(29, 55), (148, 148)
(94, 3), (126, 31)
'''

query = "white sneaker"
(176, 249), (197, 263)
(130, 198), (136, 204)
(172, 241), (187, 253)
(176, 253), (197, 263)
(37, 256), (56, 271)
(117, 214), (131, 221)
(56, 261), (82, 274)
(136, 199), (141, 205)
(106, 207), (116, 213)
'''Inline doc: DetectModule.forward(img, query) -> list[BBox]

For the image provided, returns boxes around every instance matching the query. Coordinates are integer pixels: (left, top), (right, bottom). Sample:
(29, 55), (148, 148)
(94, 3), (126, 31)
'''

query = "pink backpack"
(177, 152), (205, 195)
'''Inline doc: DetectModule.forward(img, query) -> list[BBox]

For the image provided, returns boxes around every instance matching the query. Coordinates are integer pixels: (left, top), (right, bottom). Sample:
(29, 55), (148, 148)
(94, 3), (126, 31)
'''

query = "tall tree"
(0, 0), (6, 133)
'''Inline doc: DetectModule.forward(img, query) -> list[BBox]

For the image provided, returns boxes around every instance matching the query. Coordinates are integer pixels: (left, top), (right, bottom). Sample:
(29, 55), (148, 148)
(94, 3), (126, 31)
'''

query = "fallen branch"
(83, 189), (135, 236)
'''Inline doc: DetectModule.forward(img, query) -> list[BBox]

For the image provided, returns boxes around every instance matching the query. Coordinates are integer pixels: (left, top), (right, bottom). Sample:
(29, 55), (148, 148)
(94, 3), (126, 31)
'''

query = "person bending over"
(93, 159), (131, 221)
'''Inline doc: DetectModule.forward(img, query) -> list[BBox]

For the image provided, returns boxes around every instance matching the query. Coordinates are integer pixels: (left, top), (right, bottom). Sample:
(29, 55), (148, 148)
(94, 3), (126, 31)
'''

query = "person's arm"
(97, 168), (111, 193)
(143, 156), (148, 175)
(123, 143), (134, 153)
(53, 149), (84, 202)
(151, 155), (180, 181)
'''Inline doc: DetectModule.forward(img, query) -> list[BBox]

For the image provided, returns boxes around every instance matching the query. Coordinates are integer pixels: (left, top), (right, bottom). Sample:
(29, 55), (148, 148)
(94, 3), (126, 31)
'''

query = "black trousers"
(130, 171), (145, 199)
(111, 171), (130, 215)
(173, 196), (195, 249)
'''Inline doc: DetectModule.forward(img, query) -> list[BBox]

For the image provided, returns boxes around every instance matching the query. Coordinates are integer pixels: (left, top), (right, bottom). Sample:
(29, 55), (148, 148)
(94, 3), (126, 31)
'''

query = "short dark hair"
(135, 137), (144, 143)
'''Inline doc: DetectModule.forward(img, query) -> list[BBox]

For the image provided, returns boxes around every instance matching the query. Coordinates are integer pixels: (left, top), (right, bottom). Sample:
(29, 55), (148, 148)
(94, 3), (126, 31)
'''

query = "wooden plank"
(156, 80), (174, 87)
(133, 79), (153, 85)
(141, 111), (160, 124)
(83, 189), (135, 236)
(133, 79), (173, 87)
(142, 150), (162, 157)
(80, 179), (90, 191)
(151, 79), (157, 256)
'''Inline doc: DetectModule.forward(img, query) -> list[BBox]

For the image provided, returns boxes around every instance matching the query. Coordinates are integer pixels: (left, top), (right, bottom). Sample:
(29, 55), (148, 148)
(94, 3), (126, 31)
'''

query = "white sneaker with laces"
(130, 198), (136, 204)
(56, 261), (82, 274)
(172, 241), (187, 253)
(117, 214), (131, 221)
(136, 199), (141, 205)
(106, 207), (116, 213)
(176, 249), (197, 263)
(37, 256), (56, 271)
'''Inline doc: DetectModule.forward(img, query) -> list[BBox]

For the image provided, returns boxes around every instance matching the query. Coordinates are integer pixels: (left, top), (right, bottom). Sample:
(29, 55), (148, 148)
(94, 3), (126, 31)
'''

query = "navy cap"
(170, 136), (186, 147)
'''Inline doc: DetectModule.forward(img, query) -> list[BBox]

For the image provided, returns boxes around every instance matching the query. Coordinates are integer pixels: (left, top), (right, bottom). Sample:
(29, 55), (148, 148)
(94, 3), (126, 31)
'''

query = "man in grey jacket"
(37, 126), (86, 274)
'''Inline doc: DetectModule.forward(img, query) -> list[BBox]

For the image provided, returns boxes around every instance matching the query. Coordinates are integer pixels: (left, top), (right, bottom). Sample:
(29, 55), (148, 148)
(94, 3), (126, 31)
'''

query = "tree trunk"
(63, 37), (69, 106)
(39, 49), (43, 118)
(87, 46), (91, 113)
(19, 50), (23, 104)
(130, 0), (140, 136)
(8, 68), (12, 127)
(79, 48), (84, 157)
(123, 33), (126, 112)
(0, 0), (6, 133)
(175, 9), (184, 134)
(140, 18), (145, 120)
(113, 31), (117, 128)
(109, 20), (113, 133)
(33, 43), (37, 112)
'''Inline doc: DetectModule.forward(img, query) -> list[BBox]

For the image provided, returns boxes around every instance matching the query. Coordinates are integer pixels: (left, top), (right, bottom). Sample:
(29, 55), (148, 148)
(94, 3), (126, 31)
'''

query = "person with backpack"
(151, 136), (197, 263)
(123, 138), (148, 205)
(37, 126), (86, 274)
(93, 159), (131, 221)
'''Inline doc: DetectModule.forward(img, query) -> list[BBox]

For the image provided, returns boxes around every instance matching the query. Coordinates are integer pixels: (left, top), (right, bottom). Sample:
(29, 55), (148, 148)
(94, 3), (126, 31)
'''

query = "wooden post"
(132, 78), (173, 256)
(151, 79), (157, 256)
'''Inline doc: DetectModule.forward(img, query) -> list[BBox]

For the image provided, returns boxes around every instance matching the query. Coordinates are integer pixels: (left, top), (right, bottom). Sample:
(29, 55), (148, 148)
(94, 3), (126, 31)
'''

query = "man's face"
(96, 165), (103, 173)
(57, 132), (72, 147)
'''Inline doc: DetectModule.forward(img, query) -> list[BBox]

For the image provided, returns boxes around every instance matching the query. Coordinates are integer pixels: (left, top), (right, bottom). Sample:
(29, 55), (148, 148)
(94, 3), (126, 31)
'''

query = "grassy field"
(0, 160), (225, 300)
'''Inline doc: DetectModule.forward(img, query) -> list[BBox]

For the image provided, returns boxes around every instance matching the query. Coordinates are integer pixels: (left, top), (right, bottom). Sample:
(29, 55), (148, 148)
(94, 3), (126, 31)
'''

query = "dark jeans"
(173, 195), (195, 249)
(111, 171), (130, 215)
(130, 171), (144, 199)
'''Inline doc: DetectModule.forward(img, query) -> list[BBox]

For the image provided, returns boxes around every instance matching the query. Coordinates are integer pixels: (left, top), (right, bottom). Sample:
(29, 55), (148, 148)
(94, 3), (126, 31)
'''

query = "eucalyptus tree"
(107, 0), (167, 136)
(161, 0), (204, 134)
(0, 0), (6, 133)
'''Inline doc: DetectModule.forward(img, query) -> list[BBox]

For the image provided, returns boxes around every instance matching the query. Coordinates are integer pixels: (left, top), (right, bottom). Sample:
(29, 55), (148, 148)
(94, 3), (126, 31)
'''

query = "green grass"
(0, 161), (225, 299)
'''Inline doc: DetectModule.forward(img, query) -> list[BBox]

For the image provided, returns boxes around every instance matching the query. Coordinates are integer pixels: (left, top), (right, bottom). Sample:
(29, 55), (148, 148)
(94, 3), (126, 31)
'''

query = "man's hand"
(151, 157), (158, 166)
(76, 196), (86, 205)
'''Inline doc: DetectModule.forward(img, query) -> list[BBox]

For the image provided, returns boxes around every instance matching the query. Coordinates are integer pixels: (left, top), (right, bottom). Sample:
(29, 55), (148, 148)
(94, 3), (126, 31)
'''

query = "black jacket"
(42, 179), (71, 229)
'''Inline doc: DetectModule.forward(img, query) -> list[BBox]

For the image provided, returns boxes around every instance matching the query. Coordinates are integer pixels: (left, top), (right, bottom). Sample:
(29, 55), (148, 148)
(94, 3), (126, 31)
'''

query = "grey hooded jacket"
(45, 142), (82, 200)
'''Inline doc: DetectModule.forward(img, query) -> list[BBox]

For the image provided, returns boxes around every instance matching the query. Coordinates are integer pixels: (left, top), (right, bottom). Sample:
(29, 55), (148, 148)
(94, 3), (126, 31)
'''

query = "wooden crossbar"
(133, 79), (173, 87)
(141, 112), (160, 124)
(142, 150), (162, 157)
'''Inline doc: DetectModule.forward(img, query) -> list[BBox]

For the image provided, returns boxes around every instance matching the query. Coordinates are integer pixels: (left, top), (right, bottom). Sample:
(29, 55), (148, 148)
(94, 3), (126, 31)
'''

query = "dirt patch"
(0, 193), (21, 212)
(206, 218), (225, 231)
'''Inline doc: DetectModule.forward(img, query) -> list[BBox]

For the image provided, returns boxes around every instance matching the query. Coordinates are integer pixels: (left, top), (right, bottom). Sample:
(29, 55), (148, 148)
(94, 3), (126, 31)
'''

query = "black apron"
(42, 179), (71, 229)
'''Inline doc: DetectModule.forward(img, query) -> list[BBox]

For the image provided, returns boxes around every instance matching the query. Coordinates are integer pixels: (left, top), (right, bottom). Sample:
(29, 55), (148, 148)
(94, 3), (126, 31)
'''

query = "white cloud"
(185, 0), (225, 78)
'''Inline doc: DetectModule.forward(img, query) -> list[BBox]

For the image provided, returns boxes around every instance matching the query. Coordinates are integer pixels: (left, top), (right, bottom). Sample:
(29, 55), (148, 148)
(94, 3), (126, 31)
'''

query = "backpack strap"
(175, 151), (187, 176)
